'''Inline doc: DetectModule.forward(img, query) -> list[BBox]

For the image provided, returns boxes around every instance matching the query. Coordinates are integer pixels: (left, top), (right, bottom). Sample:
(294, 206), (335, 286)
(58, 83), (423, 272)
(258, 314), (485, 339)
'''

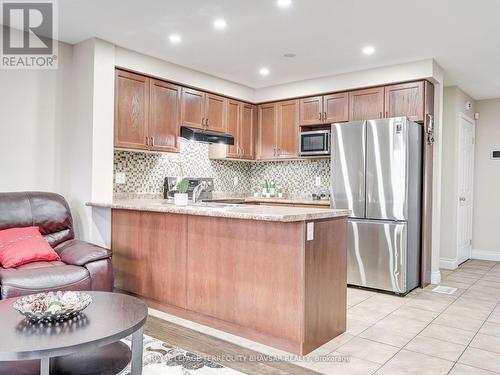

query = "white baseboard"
(472, 249), (500, 262)
(439, 257), (459, 270)
(431, 271), (441, 285)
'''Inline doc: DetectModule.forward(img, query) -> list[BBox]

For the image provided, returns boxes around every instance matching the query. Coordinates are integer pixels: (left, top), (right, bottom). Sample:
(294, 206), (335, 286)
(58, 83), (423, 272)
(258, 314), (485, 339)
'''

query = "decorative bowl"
(13, 291), (92, 322)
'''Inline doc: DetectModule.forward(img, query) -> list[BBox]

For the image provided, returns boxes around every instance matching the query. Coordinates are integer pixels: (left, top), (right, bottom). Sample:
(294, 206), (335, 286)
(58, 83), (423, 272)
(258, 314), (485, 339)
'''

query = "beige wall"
(473, 99), (500, 259)
(440, 86), (476, 267)
(0, 29), (74, 193)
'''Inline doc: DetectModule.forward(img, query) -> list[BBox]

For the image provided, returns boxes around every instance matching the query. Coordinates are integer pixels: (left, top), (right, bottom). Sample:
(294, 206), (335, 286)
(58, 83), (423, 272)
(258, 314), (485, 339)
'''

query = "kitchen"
(5, 1), (500, 373)
(88, 64), (435, 354)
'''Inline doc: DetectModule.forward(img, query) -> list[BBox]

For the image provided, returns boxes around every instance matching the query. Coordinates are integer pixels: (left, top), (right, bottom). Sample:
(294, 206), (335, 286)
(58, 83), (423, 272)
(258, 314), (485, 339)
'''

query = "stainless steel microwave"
(299, 130), (330, 156)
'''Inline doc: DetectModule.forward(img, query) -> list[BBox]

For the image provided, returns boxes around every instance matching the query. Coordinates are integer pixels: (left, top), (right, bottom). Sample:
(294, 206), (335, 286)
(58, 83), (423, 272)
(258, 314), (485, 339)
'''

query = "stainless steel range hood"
(181, 127), (234, 145)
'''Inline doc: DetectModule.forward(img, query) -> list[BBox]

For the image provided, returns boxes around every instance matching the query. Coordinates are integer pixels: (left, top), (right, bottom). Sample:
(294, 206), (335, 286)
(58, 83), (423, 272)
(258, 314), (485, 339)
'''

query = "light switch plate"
(115, 172), (126, 184)
(307, 222), (314, 241)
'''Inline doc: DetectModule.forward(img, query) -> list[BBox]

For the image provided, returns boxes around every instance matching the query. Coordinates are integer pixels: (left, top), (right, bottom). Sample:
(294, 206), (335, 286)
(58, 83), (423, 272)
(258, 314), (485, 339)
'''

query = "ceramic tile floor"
(149, 260), (500, 374)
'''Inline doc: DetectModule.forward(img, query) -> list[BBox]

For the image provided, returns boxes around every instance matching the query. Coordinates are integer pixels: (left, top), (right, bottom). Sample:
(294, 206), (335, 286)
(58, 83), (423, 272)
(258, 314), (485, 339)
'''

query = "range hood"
(181, 127), (234, 145)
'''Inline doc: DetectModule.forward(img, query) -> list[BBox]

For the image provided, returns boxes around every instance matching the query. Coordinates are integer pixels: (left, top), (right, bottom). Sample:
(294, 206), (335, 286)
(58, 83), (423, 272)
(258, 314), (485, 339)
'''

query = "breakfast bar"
(88, 200), (349, 355)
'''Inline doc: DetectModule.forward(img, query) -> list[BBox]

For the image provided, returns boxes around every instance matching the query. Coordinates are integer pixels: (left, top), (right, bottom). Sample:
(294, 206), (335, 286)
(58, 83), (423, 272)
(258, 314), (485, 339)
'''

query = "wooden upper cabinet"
(258, 103), (278, 160)
(349, 87), (385, 121)
(181, 88), (205, 129)
(323, 92), (348, 123)
(149, 79), (181, 152)
(225, 99), (240, 158)
(114, 70), (149, 149)
(240, 103), (255, 159)
(205, 93), (226, 133)
(385, 81), (425, 122)
(299, 96), (323, 125)
(277, 100), (299, 158)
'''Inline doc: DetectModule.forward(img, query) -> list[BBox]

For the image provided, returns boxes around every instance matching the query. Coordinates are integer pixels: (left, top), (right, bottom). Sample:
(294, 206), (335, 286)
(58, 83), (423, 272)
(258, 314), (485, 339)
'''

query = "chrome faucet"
(192, 181), (209, 203)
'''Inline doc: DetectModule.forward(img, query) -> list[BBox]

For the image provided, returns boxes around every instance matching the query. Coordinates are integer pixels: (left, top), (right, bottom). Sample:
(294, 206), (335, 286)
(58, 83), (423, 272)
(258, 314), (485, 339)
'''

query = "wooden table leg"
(40, 357), (50, 375)
(130, 326), (144, 375)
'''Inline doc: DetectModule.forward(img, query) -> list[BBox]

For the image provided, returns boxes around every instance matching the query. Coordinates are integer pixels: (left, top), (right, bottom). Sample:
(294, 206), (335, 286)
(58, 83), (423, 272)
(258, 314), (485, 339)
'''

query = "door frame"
(455, 112), (475, 265)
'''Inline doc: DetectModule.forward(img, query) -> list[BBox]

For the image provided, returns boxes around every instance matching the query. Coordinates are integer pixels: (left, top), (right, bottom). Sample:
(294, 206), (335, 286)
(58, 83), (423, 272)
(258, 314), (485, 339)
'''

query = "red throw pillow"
(0, 226), (61, 268)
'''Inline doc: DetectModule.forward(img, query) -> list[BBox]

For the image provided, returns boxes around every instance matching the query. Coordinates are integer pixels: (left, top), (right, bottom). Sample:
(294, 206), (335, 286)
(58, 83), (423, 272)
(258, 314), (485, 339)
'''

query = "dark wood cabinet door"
(323, 92), (349, 123)
(257, 103), (278, 159)
(114, 69), (149, 150)
(181, 88), (205, 129)
(299, 96), (323, 126)
(225, 99), (240, 158)
(205, 93), (226, 133)
(348, 87), (385, 121)
(240, 103), (255, 159)
(277, 100), (299, 158)
(385, 81), (424, 122)
(149, 79), (181, 153)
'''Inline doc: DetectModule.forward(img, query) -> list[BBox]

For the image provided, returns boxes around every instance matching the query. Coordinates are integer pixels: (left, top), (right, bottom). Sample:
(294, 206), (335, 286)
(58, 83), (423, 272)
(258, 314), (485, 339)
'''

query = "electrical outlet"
(315, 176), (322, 187)
(115, 172), (126, 184)
(233, 177), (239, 186)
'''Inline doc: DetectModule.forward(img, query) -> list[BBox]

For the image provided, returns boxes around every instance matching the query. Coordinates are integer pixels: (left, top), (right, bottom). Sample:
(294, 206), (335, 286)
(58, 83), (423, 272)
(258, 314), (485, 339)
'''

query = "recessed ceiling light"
(169, 34), (182, 44)
(277, 0), (292, 8)
(362, 46), (375, 55)
(283, 53), (296, 58)
(213, 18), (227, 30)
(259, 67), (270, 76)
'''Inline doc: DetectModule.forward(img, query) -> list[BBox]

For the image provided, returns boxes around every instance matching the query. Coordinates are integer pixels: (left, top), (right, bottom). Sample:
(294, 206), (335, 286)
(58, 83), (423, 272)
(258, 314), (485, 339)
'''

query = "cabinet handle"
(145, 136), (149, 146)
(323, 112), (327, 121)
(205, 118), (209, 127)
(277, 148), (281, 156)
(273, 148), (276, 156)
(318, 112), (322, 120)
(385, 111), (388, 118)
(150, 137), (154, 147)
(379, 112), (382, 118)
(241, 147), (245, 156)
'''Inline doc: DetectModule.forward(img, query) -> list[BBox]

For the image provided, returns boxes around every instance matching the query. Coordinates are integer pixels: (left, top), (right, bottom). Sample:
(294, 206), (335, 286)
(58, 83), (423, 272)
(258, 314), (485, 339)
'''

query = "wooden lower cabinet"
(112, 210), (187, 308)
(111, 209), (347, 355)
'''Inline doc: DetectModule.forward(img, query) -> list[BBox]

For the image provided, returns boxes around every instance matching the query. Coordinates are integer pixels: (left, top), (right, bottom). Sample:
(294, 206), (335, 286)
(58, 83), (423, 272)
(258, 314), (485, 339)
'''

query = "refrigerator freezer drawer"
(348, 219), (407, 293)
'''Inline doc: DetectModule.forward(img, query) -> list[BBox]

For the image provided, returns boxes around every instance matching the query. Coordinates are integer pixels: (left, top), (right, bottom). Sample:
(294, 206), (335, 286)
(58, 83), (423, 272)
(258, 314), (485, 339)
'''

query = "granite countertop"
(208, 197), (331, 206)
(87, 199), (349, 222)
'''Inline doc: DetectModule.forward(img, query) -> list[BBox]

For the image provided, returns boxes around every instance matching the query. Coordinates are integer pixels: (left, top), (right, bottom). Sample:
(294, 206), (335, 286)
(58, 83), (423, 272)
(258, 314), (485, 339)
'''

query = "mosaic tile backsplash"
(114, 139), (331, 196)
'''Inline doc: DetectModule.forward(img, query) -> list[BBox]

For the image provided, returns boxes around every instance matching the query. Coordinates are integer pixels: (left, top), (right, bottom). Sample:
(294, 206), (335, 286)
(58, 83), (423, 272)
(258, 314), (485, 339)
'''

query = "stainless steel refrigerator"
(331, 117), (423, 295)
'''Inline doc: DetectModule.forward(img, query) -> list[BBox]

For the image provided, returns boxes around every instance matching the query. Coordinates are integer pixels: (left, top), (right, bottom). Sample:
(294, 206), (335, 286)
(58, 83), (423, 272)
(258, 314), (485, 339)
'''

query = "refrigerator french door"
(331, 117), (422, 294)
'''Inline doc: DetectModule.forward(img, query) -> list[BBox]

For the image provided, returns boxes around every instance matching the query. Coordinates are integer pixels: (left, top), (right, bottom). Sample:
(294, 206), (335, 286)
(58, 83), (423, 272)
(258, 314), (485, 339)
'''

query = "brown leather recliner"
(0, 192), (113, 299)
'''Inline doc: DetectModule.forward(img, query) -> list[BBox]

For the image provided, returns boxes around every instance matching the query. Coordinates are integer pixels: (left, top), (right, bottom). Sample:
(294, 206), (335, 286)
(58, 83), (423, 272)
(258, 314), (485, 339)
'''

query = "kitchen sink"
(190, 202), (242, 208)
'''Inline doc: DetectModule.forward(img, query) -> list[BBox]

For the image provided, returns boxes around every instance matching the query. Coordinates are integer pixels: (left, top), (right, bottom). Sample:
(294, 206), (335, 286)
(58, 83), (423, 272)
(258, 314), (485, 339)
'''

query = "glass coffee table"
(0, 291), (148, 374)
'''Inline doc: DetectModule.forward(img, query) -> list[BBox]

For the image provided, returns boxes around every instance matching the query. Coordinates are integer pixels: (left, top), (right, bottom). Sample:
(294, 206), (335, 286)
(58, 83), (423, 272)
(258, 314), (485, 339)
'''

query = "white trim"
(472, 249), (500, 262)
(431, 271), (441, 285)
(439, 257), (460, 270)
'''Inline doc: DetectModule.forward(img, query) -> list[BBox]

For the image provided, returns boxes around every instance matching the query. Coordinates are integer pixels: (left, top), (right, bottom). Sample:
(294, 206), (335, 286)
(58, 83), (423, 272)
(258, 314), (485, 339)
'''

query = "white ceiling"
(57, 0), (500, 99)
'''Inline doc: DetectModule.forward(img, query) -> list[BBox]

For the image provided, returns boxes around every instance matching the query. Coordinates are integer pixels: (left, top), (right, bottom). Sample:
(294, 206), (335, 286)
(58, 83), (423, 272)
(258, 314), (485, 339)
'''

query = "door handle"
(459, 197), (466, 203)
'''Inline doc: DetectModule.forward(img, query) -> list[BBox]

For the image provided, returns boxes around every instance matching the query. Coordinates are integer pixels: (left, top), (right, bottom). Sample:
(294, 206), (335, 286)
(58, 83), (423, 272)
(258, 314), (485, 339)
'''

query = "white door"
(456, 113), (475, 264)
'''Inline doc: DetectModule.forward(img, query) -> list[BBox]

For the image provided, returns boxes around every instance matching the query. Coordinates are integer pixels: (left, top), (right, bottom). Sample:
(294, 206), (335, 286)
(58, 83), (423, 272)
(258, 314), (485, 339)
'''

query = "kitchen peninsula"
(88, 199), (349, 355)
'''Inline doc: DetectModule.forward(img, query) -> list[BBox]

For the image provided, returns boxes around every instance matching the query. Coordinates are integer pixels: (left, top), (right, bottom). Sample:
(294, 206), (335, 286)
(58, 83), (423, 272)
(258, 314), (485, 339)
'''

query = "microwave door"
(300, 131), (329, 155)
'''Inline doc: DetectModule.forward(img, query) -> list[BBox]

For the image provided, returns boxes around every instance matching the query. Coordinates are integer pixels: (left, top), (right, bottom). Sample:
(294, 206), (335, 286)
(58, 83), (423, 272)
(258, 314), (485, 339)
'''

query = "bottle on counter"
(269, 180), (276, 197)
(262, 179), (269, 197)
